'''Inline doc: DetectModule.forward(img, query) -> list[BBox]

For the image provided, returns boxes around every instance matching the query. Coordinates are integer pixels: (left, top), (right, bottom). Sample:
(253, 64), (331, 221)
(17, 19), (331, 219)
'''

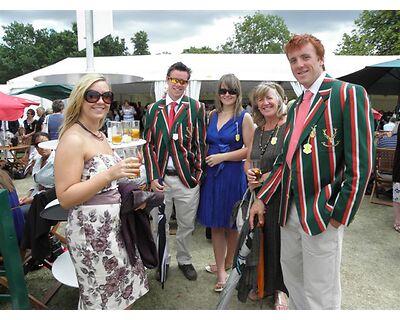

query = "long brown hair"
(0, 169), (15, 192)
(214, 74), (243, 117)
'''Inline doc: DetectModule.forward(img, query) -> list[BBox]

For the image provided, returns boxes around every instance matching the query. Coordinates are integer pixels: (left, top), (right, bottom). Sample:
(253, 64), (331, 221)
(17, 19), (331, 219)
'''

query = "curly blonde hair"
(58, 74), (111, 138)
(249, 82), (286, 128)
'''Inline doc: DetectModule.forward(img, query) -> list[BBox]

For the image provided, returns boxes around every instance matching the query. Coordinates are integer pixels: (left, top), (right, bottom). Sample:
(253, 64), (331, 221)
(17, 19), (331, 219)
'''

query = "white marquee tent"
(4, 53), (400, 106)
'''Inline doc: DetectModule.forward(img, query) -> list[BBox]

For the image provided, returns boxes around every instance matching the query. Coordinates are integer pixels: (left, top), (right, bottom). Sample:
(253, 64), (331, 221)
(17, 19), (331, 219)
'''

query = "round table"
(52, 251), (79, 288)
(40, 199), (69, 221)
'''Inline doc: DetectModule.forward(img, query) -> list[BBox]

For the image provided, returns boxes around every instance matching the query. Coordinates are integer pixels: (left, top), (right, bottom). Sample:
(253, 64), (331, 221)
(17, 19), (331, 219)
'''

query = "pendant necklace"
(259, 122), (280, 156)
(235, 121), (240, 142)
(76, 120), (104, 141)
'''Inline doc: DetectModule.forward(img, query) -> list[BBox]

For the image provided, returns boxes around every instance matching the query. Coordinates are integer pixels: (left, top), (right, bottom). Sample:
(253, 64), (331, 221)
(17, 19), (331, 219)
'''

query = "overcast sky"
(0, 10), (366, 56)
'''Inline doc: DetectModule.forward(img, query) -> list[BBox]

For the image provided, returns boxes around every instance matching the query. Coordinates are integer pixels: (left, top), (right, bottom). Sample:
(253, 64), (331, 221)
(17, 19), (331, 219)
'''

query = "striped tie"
(168, 101), (177, 131)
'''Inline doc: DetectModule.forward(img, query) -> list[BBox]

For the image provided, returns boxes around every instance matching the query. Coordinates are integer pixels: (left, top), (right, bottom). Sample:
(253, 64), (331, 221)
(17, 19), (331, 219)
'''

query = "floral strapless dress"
(66, 154), (148, 310)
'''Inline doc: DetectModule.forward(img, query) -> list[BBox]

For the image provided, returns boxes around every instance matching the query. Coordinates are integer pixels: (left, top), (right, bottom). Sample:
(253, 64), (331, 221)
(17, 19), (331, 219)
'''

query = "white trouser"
(151, 175), (199, 265)
(280, 203), (344, 310)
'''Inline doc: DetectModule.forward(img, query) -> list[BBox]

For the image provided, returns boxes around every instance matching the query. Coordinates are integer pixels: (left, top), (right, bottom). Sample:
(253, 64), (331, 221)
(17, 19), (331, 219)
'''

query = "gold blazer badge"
(322, 128), (340, 147)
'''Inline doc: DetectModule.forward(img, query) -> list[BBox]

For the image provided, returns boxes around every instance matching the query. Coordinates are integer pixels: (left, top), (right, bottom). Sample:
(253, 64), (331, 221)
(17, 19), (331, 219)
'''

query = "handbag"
(230, 188), (254, 233)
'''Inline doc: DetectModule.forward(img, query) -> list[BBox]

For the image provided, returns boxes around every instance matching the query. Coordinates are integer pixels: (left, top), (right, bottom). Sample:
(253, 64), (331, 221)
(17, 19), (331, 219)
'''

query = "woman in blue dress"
(198, 74), (254, 292)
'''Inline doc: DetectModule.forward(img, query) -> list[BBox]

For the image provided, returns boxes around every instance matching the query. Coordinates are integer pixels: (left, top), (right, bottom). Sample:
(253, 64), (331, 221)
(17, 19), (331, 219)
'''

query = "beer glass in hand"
(124, 146), (141, 179)
(252, 159), (262, 181)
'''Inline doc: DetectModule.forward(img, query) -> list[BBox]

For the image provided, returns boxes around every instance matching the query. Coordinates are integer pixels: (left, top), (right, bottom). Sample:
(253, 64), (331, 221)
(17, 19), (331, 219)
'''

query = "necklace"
(259, 123), (280, 156)
(76, 120), (104, 141)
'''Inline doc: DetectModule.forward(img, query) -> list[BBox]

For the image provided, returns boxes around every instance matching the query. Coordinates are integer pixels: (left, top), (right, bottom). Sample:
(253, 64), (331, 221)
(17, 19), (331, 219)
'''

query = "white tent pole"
(85, 10), (95, 72)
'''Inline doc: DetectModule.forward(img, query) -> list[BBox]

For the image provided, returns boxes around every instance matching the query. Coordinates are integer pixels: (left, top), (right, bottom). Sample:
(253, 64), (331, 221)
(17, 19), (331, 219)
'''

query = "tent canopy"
(339, 58), (400, 96)
(6, 53), (400, 101)
(12, 83), (73, 101)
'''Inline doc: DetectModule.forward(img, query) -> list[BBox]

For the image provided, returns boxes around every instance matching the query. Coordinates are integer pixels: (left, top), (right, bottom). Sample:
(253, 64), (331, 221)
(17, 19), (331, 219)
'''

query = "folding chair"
(370, 147), (395, 206)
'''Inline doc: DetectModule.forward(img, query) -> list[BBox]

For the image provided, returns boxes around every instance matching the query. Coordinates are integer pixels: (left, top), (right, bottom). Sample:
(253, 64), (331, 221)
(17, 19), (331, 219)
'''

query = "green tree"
(335, 10), (400, 55)
(218, 39), (236, 53)
(94, 35), (128, 56)
(182, 46), (220, 54)
(131, 31), (151, 55)
(220, 12), (291, 54)
(0, 22), (129, 83)
(70, 22), (128, 57)
(48, 24), (82, 61)
(0, 22), (63, 83)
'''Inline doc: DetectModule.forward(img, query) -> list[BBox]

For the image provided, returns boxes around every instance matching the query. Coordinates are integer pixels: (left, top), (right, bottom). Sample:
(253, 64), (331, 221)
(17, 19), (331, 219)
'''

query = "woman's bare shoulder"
(243, 112), (255, 125)
(58, 127), (85, 151)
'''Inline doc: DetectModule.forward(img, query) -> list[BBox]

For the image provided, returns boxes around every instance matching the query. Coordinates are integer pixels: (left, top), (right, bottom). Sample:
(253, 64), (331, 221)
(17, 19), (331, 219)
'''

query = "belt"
(165, 169), (179, 176)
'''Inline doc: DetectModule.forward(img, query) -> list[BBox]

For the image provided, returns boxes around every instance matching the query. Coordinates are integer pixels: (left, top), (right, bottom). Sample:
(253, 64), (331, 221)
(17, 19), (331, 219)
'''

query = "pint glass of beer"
(131, 120), (140, 140)
(123, 146), (142, 179)
(252, 159), (262, 181)
(110, 121), (122, 145)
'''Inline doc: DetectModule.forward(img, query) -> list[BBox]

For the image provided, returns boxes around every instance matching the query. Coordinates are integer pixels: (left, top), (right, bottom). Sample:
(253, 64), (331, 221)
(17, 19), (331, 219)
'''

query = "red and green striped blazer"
(143, 95), (207, 188)
(257, 74), (375, 235)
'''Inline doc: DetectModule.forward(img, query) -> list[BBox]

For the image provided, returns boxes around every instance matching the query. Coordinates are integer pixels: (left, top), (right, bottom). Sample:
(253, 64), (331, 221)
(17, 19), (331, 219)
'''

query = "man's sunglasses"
(218, 88), (238, 95)
(168, 77), (189, 85)
(84, 90), (114, 104)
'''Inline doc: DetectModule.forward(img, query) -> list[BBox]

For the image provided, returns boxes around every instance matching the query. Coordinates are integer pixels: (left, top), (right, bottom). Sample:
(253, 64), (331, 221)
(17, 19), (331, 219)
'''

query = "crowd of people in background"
(0, 98), (148, 175)
(1, 33), (399, 311)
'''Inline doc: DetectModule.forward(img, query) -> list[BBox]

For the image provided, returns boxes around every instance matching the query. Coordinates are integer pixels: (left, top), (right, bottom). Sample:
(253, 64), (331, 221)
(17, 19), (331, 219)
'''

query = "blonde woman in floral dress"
(55, 74), (148, 309)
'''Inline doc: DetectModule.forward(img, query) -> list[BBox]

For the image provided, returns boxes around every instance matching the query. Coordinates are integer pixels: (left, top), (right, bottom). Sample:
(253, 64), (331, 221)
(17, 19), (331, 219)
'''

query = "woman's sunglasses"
(84, 90), (114, 104)
(168, 77), (189, 85)
(218, 88), (238, 95)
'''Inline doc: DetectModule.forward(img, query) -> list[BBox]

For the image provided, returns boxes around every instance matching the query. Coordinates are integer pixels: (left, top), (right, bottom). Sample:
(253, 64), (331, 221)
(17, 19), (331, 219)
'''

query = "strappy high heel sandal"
(205, 263), (232, 274)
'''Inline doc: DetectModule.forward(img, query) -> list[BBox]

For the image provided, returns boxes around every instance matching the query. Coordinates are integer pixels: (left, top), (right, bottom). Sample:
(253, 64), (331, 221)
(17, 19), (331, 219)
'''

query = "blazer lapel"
(156, 99), (170, 142)
(296, 75), (332, 148)
(282, 98), (299, 157)
(173, 95), (189, 129)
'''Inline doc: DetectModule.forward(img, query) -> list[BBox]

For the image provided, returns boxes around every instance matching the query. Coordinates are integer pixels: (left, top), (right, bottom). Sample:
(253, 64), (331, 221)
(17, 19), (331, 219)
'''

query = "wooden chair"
(0, 144), (30, 172)
(370, 147), (396, 206)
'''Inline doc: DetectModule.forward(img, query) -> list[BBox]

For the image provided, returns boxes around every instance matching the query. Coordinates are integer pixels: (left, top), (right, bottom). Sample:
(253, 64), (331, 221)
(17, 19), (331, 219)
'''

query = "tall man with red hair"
(250, 34), (375, 309)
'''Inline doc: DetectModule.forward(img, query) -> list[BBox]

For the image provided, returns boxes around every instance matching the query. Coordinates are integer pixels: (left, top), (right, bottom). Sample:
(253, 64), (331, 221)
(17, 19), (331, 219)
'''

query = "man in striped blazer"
(143, 62), (206, 281)
(249, 34), (375, 309)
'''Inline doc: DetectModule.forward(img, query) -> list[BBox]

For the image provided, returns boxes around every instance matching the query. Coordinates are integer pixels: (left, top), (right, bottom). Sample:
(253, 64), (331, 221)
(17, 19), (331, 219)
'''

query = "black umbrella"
(339, 58), (400, 96)
(157, 178), (168, 289)
(216, 215), (259, 310)
(13, 83), (73, 101)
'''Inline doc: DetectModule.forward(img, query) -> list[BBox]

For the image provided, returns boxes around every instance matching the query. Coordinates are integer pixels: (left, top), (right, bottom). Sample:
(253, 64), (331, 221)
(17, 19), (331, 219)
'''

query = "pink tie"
(286, 90), (313, 166)
(168, 101), (177, 131)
